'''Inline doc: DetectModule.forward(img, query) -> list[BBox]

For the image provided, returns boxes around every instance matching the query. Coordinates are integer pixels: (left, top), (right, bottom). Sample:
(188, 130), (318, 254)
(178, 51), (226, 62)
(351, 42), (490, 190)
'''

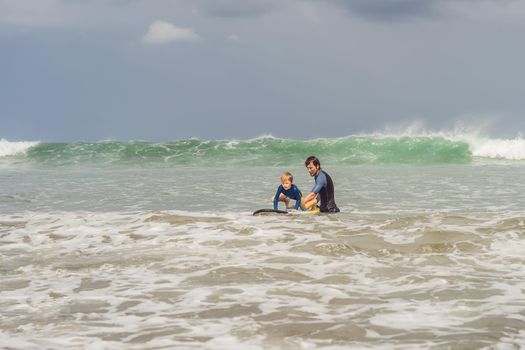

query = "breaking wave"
(2, 133), (525, 165)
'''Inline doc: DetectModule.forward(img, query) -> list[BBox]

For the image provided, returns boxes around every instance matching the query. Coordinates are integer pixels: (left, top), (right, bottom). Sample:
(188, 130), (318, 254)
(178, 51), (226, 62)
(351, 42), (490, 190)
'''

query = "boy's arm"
(273, 186), (283, 210)
(294, 187), (302, 210)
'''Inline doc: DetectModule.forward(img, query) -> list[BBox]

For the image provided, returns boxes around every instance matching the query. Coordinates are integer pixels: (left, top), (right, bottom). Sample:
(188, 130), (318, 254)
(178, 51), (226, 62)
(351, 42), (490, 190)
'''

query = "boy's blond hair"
(280, 171), (294, 183)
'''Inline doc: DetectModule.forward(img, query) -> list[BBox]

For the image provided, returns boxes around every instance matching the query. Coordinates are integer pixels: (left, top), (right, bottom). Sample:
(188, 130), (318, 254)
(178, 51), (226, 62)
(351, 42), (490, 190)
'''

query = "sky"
(1, 0), (525, 142)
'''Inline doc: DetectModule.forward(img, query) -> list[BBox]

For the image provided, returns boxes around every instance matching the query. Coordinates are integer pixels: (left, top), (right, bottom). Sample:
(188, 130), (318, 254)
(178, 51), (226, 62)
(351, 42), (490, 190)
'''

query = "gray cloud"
(3, 0), (525, 141)
(194, 0), (441, 20)
(2, 0), (525, 27)
(325, 0), (440, 21)
(196, 0), (283, 18)
(320, 0), (525, 22)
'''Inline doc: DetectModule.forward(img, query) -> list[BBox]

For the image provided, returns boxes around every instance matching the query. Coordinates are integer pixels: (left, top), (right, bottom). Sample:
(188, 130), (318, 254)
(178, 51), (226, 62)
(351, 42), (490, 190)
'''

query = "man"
(302, 156), (340, 213)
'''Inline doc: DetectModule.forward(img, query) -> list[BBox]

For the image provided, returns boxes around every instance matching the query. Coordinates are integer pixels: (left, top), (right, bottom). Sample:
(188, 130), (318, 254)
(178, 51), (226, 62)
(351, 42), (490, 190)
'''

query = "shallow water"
(2, 163), (525, 349)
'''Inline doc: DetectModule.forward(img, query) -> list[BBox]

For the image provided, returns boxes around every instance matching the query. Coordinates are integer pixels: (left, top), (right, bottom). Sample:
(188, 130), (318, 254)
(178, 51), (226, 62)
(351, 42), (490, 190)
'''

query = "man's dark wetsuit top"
(312, 170), (340, 213)
(274, 184), (302, 210)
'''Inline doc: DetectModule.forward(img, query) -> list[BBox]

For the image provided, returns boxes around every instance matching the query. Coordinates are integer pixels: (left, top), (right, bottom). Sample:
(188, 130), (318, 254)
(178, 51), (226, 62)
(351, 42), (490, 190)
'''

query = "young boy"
(273, 172), (303, 211)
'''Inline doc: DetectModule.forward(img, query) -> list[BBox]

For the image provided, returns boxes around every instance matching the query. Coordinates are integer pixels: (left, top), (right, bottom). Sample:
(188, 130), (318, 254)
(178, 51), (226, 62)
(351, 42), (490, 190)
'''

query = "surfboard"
(252, 208), (320, 216)
(288, 209), (320, 216)
(252, 209), (288, 216)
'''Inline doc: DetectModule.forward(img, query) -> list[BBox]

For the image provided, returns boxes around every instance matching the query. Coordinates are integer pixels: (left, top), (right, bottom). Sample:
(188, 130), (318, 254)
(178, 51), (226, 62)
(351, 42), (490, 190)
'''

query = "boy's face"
(281, 179), (292, 190)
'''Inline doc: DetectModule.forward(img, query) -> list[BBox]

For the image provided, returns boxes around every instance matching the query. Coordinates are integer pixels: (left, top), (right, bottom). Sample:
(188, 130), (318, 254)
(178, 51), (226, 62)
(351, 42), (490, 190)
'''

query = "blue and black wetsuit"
(312, 170), (340, 213)
(274, 184), (302, 210)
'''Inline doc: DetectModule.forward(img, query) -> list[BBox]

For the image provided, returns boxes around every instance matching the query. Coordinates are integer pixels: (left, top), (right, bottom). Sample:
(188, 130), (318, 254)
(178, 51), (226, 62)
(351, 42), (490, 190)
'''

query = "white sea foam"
(2, 201), (525, 349)
(463, 136), (525, 160)
(0, 138), (39, 157)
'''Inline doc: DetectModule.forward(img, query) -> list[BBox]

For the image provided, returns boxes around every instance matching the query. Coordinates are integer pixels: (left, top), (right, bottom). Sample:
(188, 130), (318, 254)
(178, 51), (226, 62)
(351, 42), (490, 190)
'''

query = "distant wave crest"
(3, 134), (525, 165)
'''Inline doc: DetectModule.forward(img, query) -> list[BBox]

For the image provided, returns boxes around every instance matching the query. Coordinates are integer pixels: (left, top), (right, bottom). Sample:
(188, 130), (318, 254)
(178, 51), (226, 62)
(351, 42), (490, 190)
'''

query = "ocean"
(2, 134), (525, 349)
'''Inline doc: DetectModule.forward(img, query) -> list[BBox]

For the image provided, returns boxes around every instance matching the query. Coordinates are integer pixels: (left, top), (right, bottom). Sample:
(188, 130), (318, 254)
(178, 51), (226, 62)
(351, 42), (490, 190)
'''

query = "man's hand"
(304, 192), (316, 202)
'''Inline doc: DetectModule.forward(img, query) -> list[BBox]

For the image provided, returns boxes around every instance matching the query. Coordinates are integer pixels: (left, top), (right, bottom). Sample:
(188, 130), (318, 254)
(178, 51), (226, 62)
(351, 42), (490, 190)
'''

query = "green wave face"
(22, 136), (472, 166)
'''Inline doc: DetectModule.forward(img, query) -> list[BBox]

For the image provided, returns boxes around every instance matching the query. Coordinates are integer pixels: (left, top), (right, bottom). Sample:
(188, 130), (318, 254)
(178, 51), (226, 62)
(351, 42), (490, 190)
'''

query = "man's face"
(306, 162), (319, 177)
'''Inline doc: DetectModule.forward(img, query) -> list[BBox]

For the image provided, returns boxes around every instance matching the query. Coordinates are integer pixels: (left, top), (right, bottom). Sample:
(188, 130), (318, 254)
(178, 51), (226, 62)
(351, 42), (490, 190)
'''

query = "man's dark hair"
(305, 156), (320, 168)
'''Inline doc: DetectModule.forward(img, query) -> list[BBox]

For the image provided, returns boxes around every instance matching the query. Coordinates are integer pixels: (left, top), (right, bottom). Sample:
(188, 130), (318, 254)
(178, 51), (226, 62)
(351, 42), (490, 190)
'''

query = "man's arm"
(311, 171), (327, 195)
(302, 172), (327, 208)
(303, 192), (317, 202)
